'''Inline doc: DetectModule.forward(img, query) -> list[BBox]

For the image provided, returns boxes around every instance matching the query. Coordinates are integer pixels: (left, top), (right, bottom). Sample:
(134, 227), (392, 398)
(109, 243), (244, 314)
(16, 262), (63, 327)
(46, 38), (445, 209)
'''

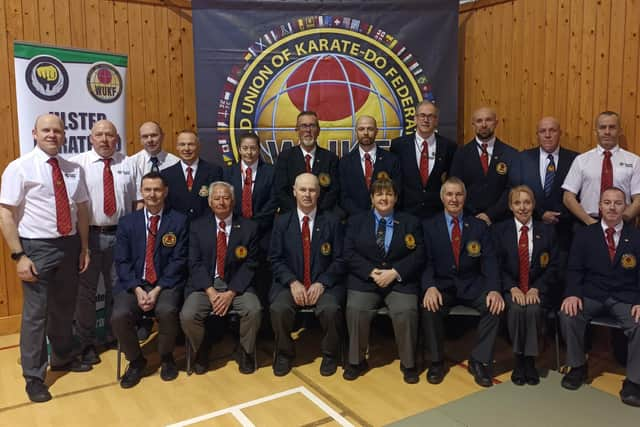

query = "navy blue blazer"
(344, 210), (424, 294)
(269, 211), (344, 301)
(566, 223), (640, 305)
(390, 133), (458, 219)
(273, 145), (340, 214)
(492, 219), (558, 299)
(422, 213), (499, 300)
(114, 208), (188, 292)
(187, 214), (259, 296)
(161, 159), (223, 222)
(338, 145), (401, 217)
(449, 138), (519, 222)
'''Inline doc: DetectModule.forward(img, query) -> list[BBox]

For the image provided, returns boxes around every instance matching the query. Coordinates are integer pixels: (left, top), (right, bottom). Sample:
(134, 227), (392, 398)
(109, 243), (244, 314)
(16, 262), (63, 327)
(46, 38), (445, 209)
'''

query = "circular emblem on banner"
(540, 252), (550, 268)
(162, 232), (177, 247)
(318, 172), (331, 187)
(25, 55), (69, 101)
(496, 162), (508, 175)
(86, 63), (123, 103)
(217, 17), (435, 165)
(466, 240), (481, 257)
(404, 233), (416, 250)
(320, 242), (332, 256)
(235, 245), (248, 259)
(621, 254), (637, 269)
(198, 185), (209, 197)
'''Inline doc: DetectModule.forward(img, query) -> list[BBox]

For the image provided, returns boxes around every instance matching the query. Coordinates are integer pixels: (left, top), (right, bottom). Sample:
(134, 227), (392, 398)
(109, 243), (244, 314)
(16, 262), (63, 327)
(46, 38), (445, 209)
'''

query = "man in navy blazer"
(180, 181), (261, 375)
(560, 187), (640, 407)
(269, 173), (345, 377)
(273, 111), (340, 215)
(422, 177), (505, 387)
(161, 130), (223, 222)
(390, 101), (457, 219)
(339, 116), (401, 217)
(450, 107), (519, 224)
(112, 172), (188, 388)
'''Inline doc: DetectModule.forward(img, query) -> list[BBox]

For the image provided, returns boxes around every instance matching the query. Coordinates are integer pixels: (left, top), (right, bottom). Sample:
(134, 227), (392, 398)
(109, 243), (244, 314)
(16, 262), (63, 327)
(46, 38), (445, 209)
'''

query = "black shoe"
(343, 361), (369, 381)
(80, 345), (101, 365)
(561, 364), (587, 390)
(193, 347), (210, 375)
(120, 357), (147, 389)
(468, 358), (493, 387)
(238, 350), (256, 375)
(511, 355), (526, 386)
(524, 356), (540, 385)
(273, 353), (292, 377)
(620, 379), (640, 407)
(25, 378), (51, 403)
(160, 354), (179, 381)
(320, 355), (338, 376)
(137, 318), (153, 341)
(50, 358), (93, 373)
(427, 361), (446, 384)
(401, 364), (419, 384)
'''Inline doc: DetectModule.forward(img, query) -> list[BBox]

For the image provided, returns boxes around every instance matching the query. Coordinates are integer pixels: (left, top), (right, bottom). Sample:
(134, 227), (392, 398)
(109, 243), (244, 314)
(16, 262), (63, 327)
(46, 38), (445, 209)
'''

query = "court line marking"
(166, 386), (354, 427)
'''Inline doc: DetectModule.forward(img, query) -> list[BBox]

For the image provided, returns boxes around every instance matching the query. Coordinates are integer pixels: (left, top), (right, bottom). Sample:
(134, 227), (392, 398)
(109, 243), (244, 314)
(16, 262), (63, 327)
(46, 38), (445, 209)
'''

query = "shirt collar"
(539, 146), (560, 157)
(415, 133), (436, 146)
(299, 145), (317, 157)
(297, 208), (317, 223)
(601, 220), (623, 233)
(596, 144), (620, 154)
(181, 158), (199, 171)
(359, 145), (377, 160)
(475, 136), (496, 147)
(514, 217), (533, 231)
(215, 214), (232, 227)
(144, 207), (164, 220)
(444, 211), (463, 225)
(373, 209), (394, 223)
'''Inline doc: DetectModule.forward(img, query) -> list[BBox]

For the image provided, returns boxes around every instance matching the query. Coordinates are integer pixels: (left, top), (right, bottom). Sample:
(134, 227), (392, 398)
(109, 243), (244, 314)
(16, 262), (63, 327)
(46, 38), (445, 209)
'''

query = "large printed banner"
(192, 0), (458, 165)
(14, 42), (128, 157)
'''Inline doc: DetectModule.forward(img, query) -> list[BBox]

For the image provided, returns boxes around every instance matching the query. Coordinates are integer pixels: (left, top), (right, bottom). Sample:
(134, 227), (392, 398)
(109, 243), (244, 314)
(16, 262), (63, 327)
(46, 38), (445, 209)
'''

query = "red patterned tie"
(242, 167), (253, 218)
(419, 141), (429, 187)
(480, 143), (489, 175)
(601, 150), (613, 195)
(47, 158), (72, 235)
(302, 215), (311, 289)
(518, 225), (530, 293)
(144, 215), (159, 284)
(364, 153), (373, 189)
(451, 216), (461, 267)
(216, 220), (227, 279)
(186, 166), (194, 192)
(103, 158), (116, 217)
(605, 227), (616, 262)
(305, 154), (312, 173)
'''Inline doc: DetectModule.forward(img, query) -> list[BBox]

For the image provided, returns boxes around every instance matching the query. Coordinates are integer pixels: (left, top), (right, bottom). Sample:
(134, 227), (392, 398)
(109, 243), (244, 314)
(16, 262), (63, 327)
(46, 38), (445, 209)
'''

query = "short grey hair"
(208, 181), (235, 203)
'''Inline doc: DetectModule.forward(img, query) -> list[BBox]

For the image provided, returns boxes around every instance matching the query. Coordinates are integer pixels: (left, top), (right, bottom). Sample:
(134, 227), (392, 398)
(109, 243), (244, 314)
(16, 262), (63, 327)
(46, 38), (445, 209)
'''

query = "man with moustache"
(161, 130), (223, 222)
(70, 120), (141, 364)
(269, 173), (345, 377)
(273, 111), (340, 214)
(563, 111), (640, 225)
(0, 114), (91, 402)
(560, 187), (640, 407)
(450, 107), (519, 225)
(130, 121), (179, 176)
(339, 116), (401, 217)
(390, 101), (457, 219)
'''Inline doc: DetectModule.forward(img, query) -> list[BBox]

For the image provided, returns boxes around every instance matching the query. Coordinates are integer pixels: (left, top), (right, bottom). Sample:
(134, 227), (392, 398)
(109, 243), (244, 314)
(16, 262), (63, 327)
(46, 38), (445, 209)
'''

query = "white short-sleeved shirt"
(69, 149), (141, 226)
(562, 145), (640, 216)
(0, 146), (89, 238)
(129, 149), (179, 177)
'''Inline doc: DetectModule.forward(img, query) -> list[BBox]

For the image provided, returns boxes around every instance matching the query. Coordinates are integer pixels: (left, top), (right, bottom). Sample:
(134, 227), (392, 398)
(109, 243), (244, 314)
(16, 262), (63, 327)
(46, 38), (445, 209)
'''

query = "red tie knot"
(47, 157), (58, 166)
(305, 154), (311, 162)
(482, 143), (488, 151)
(364, 153), (371, 161)
(421, 141), (428, 153)
(303, 215), (309, 224)
(219, 220), (226, 230)
(606, 227), (615, 237)
(521, 225), (529, 233)
(452, 216), (459, 226)
(187, 166), (192, 173)
(245, 167), (252, 178)
(604, 150), (612, 159)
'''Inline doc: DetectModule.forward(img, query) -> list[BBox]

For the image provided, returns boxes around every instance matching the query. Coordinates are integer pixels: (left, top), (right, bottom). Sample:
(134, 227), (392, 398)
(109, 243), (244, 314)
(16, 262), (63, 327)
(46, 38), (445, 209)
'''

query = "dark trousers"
(270, 288), (344, 358)
(111, 286), (181, 361)
(422, 290), (500, 364)
(20, 236), (80, 381)
(505, 296), (542, 356)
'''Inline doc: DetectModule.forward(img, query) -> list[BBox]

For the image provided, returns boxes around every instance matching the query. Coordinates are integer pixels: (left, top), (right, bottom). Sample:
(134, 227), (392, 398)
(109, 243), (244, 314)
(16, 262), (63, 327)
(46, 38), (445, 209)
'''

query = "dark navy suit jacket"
(344, 210), (424, 294)
(566, 223), (640, 305)
(390, 133), (457, 219)
(161, 159), (223, 222)
(449, 138), (519, 222)
(187, 214), (259, 296)
(422, 213), (498, 300)
(114, 208), (188, 292)
(338, 145), (401, 217)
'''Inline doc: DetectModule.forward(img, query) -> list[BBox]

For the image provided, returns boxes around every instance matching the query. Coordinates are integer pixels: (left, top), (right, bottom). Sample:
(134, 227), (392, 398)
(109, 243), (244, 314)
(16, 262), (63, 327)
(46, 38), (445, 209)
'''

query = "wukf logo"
(216, 16), (435, 165)
(25, 55), (69, 101)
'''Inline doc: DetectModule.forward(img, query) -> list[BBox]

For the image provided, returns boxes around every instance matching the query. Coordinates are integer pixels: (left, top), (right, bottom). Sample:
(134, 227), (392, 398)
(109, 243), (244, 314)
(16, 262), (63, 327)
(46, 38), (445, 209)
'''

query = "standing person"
(0, 114), (92, 403)
(390, 101), (457, 219)
(129, 121), (179, 176)
(71, 120), (140, 365)
(450, 107), (519, 224)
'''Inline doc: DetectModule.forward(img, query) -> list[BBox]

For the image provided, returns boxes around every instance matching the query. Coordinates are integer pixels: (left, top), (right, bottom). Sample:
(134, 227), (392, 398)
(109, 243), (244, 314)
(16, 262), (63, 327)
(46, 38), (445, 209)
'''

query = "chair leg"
(116, 341), (122, 381)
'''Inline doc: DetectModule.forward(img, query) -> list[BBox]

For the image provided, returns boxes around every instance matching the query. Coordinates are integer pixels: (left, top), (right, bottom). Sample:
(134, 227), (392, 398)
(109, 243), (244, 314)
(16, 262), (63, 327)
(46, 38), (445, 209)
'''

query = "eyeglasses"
(298, 123), (319, 130)
(416, 113), (437, 121)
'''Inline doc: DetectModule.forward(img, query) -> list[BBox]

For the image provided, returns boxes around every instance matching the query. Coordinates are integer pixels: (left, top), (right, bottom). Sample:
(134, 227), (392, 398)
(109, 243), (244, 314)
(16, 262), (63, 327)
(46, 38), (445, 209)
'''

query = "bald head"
(471, 107), (497, 141)
(139, 121), (164, 155)
(355, 115), (378, 149)
(33, 114), (65, 156)
(293, 173), (320, 213)
(91, 120), (119, 158)
(536, 116), (561, 153)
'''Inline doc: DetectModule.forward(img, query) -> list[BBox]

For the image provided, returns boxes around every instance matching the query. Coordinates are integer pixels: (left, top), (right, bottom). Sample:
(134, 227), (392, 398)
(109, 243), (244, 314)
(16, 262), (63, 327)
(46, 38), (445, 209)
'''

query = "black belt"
(90, 225), (118, 233)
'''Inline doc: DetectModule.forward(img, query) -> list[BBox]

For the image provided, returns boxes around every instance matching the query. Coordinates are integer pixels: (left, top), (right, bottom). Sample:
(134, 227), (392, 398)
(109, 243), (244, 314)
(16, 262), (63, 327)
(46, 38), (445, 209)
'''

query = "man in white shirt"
(129, 121), (179, 178)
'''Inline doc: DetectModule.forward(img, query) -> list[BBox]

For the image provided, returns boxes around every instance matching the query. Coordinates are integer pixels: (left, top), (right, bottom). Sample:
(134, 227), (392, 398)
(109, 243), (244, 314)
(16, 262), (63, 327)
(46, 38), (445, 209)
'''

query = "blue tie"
(543, 154), (555, 198)
(376, 218), (387, 254)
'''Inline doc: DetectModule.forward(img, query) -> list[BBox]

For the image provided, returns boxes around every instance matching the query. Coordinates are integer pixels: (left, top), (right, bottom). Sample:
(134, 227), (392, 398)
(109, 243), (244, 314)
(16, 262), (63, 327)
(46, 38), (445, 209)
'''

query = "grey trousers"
(20, 236), (80, 381)
(180, 288), (262, 354)
(560, 296), (640, 383)
(505, 296), (542, 356)
(270, 289), (344, 358)
(346, 289), (418, 368)
(74, 228), (117, 348)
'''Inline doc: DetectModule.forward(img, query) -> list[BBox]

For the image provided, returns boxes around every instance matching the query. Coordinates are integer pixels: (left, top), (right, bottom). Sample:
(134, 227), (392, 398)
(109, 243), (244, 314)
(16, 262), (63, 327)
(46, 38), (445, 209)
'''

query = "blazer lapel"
(438, 214), (456, 266)
(226, 219), (242, 270)
(530, 223), (543, 268)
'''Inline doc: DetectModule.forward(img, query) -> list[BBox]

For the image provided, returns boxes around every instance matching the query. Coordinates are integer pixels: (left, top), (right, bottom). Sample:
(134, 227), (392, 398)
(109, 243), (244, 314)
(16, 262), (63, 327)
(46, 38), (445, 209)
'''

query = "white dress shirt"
(297, 208), (317, 242)
(414, 133), (436, 175)
(129, 149), (179, 177)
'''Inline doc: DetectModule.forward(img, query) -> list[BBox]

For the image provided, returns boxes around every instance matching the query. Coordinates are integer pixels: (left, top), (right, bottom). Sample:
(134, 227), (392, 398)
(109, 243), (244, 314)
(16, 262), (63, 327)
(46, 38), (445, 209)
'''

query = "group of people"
(0, 103), (639, 409)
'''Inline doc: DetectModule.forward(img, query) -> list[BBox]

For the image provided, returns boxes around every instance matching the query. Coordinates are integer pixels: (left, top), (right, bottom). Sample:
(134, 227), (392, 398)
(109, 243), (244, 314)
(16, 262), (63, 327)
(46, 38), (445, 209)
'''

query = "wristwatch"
(11, 251), (26, 261)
